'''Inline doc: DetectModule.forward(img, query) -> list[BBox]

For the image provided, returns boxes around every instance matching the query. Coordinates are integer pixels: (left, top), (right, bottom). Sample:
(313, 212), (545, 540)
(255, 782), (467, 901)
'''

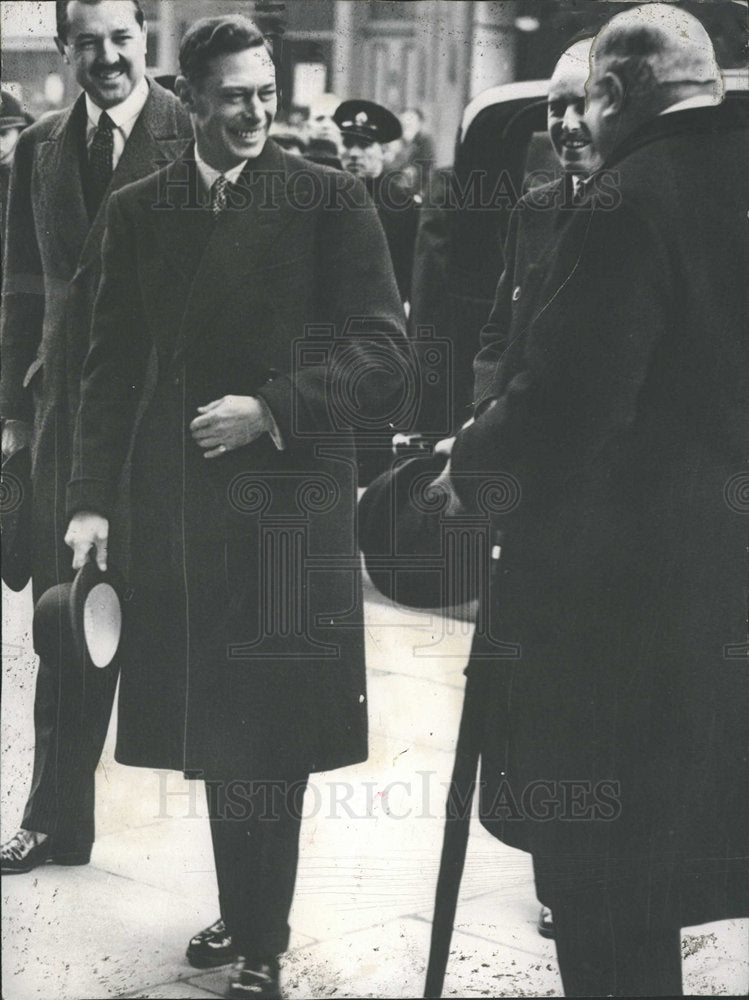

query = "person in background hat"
(334, 98), (419, 305)
(0, 0), (192, 878)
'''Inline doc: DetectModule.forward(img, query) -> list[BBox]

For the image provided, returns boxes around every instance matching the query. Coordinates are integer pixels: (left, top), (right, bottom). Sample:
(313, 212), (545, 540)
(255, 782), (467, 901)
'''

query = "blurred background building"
(1, 0), (747, 167)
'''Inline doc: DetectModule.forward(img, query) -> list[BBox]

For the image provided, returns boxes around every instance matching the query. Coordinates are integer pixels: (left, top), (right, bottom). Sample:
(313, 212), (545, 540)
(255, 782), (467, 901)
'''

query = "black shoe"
(537, 904), (555, 939)
(187, 918), (237, 969)
(227, 957), (281, 999)
(1, 830), (91, 875)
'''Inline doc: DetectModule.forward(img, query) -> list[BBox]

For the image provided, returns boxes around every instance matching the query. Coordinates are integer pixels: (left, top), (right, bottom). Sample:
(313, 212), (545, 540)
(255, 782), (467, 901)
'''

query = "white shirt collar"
(194, 147), (248, 190)
(86, 76), (149, 131)
(659, 94), (722, 117)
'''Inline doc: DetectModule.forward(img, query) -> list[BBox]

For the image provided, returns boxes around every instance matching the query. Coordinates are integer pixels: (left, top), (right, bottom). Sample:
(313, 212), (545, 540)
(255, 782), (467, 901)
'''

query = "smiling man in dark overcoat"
(64, 15), (406, 999)
(444, 4), (749, 996)
(0, 0), (191, 877)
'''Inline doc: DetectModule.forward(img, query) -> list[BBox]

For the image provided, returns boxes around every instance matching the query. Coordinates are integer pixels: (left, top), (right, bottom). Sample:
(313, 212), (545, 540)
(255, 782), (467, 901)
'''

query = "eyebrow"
(219, 84), (276, 92)
(74, 29), (134, 41)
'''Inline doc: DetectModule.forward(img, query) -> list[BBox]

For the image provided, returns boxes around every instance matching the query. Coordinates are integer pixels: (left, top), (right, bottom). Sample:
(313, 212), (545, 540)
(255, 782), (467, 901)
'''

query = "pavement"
(2, 578), (747, 999)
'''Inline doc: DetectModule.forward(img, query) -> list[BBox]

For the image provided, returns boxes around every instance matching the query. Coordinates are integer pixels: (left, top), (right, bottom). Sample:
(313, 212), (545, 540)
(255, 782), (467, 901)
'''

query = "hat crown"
(333, 99), (402, 143)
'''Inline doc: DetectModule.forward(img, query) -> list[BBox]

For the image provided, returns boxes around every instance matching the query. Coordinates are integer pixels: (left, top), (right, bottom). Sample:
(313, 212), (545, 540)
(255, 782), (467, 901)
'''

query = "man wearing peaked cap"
(334, 98), (419, 306)
(334, 98), (403, 146)
(334, 99), (420, 485)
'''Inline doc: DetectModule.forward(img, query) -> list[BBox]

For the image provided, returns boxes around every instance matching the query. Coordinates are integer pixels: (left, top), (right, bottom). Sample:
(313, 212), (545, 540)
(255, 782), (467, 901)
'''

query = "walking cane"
(423, 687), (482, 998)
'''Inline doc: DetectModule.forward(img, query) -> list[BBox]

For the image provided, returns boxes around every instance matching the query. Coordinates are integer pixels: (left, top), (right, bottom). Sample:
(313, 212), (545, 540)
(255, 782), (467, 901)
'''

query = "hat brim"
(70, 558), (125, 669)
(359, 450), (478, 610)
(33, 558), (125, 669)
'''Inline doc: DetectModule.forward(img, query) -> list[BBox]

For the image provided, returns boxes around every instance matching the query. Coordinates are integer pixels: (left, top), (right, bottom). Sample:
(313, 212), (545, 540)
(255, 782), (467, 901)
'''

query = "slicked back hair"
(179, 16), (273, 88)
(56, 0), (145, 43)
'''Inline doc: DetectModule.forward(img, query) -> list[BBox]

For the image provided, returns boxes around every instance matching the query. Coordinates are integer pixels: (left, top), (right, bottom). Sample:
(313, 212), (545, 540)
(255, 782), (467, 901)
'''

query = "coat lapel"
(167, 142), (298, 369)
(139, 153), (215, 285)
(78, 79), (191, 272)
(34, 95), (90, 275)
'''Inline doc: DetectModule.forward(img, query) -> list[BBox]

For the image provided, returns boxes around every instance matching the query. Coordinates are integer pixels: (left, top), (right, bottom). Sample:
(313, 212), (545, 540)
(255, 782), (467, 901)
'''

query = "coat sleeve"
(451, 200), (673, 512)
(256, 172), (409, 449)
(67, 190), (151, 519)
(0, 127), (45, 422)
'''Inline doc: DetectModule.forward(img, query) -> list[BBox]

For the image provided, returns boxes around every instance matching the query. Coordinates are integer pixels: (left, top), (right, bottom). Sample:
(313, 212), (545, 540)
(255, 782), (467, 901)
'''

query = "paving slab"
(193, 915), (564, 999)
(682, 919), (749, 996)
(118, 980), (222, 999)
(2, 864), (218, 1000)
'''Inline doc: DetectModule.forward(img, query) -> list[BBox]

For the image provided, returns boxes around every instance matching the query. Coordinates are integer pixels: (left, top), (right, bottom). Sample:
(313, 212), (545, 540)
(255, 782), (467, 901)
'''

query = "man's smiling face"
(183, 46), (277, 171)
(547, 41), (602, 177)
(58, 1), (147, 110)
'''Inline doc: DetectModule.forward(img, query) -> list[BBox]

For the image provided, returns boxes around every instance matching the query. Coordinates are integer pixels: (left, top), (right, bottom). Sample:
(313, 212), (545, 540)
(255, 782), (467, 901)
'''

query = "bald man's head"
(585, 4), (723, 160)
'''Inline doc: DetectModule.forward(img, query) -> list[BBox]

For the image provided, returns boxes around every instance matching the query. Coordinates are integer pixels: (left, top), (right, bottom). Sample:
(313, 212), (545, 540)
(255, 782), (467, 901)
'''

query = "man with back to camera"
(0, 0), (192, 877)
(441, 4), (748, 994)
(64, 15), (407, 998)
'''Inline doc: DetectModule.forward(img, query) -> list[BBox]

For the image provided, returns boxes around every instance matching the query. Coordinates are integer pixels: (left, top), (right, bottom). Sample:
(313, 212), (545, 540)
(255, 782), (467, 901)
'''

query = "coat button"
(173, 376), (181, 386)
(512, 285), (521, 301)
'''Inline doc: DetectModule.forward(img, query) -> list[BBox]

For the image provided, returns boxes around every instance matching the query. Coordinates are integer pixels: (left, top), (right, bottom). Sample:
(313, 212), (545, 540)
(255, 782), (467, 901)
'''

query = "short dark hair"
(56, 0), (144, 43)
(179, 16), (272, 86)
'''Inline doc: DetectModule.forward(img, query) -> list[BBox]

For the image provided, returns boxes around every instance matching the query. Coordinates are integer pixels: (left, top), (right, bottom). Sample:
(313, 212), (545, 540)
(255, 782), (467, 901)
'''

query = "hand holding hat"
(65, 511), (109, 570)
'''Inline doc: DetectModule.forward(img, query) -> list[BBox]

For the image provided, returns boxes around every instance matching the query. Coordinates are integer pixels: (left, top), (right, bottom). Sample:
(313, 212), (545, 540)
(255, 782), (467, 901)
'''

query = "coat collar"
(37, 80), (190, 274)
(602, 100), (745, 171)
(146, 140), (302, 369)
(77, 78), (191, 270)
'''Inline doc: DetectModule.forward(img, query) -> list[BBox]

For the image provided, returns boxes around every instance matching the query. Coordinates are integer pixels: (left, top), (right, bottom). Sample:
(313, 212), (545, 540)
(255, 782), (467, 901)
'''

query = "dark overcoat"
(67, 141), (407, 779)
(451, 103), (749, 919)
(0, 82), (192, 597)
(365, 172), (419, 303)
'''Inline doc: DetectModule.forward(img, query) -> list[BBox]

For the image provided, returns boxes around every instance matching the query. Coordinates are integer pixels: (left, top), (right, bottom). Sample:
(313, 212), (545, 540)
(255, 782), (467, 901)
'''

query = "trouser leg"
(21, 640), (119, 848)
(550, 868), (683, 997)
(206, 775), (309, 960)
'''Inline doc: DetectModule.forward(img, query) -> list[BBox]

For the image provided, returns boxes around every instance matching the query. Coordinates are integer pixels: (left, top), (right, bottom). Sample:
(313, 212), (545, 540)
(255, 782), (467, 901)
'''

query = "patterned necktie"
(571, 176), (588, 206)
(89, 111), (115, 212)
(211, 174), (228, 217)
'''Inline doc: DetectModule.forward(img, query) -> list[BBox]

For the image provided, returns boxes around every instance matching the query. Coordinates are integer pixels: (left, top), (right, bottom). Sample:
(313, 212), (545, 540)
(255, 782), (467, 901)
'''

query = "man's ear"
(54, 37), (68, 61)
(175, 75), (195, 113)
(600, 71), (625, 117)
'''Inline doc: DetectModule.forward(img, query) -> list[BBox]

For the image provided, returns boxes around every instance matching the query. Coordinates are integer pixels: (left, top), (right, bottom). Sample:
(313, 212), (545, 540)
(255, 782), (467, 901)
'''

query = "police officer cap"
(333, 99), (402, 144)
